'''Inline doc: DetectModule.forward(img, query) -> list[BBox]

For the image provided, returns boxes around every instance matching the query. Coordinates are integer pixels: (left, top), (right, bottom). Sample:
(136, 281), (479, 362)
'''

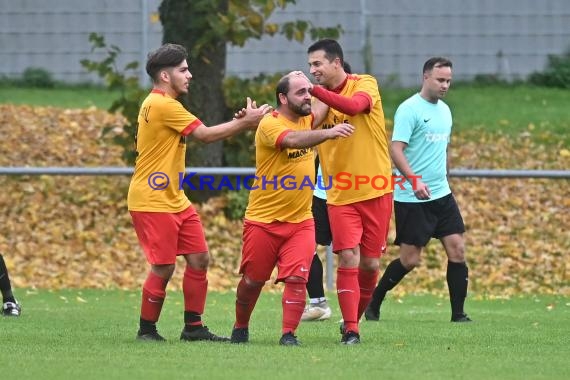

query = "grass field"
(1, 290), (568, 380)
(1, 83), (569, 138)
(0, 86), (120, 109)
(381, 84), (570, 137)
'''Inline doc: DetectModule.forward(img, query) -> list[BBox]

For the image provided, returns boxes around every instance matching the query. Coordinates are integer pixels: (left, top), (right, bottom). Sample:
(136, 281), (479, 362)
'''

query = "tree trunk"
(159, 0), (229, 168)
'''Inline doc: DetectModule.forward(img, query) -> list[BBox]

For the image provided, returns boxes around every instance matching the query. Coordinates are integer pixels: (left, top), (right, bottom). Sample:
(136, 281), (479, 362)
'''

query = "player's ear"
(160, 69), (170, 83)
(334, 57), (342, 69)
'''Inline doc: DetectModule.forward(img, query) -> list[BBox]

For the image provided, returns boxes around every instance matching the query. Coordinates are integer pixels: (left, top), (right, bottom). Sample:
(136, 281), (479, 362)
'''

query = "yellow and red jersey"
(317, 74), (392, 205)
(127, 89), (202, 212)
(245, 111), (315, 223)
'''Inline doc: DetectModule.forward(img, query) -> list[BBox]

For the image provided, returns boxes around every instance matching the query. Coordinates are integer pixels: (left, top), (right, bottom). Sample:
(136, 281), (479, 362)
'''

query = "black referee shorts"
(394, 193), (465, 247)
(311, 195), (332, 246)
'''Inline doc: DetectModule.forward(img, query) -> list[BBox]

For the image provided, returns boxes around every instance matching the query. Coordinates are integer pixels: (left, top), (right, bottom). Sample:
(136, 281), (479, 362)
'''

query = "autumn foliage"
(0, 105), (568, 296)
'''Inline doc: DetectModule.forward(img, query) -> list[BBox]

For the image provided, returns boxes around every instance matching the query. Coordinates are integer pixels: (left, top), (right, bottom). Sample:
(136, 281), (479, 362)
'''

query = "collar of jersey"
(330, 75), (349, 94)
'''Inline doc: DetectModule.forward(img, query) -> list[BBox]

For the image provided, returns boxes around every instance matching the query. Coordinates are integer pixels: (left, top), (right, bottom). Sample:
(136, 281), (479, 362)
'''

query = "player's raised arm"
(191, 97), (272, 143)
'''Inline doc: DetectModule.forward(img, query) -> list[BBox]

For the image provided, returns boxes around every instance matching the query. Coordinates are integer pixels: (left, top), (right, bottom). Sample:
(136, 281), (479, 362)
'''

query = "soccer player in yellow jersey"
(230, 72), (354, 346)
(306, 39), (393, 344)
(128, 43), (272, 342)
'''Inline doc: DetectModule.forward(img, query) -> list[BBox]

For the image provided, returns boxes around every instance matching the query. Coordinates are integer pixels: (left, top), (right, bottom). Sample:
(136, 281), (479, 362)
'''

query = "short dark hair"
(146, 43), (188, 82)
(307, 39), (344, 65)
(423, 57), (453, 74)
(275, 74), (292, 106)
(343, 61), (352, 74)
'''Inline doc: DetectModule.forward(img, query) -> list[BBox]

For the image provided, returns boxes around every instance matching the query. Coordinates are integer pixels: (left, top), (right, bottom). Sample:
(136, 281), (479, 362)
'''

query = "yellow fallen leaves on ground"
(0, 105), (568, 295)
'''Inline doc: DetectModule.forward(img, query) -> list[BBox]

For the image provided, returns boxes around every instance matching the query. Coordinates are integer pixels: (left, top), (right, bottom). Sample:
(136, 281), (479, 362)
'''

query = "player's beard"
(288, 99), (311, 116)
(176, 81), (189, 95)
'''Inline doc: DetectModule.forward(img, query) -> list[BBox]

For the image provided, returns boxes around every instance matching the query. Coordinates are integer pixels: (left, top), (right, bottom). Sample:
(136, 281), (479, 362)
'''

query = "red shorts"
(240, 219), (315, 283)
(130, 205), (208, 265)
(327, 193), (393, 258)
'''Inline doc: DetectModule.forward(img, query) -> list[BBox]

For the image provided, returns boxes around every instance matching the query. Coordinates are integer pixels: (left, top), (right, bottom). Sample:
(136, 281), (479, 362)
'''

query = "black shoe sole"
(364, 313), (379, 321)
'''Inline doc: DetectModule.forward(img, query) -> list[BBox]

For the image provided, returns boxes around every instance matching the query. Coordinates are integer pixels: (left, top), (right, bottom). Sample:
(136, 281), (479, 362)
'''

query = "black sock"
(306, 253), (325, 299)
(447, 261), (468, 316)
(184, 311), (202, 331)
(139, 318), (157, 334)
(368, 259), (410, 311)
(0, 254), (15, 303)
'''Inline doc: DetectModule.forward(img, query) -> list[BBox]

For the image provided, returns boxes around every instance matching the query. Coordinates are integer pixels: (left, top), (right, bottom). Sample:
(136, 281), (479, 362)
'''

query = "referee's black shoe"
(364, 305), (380, 321)
(451, 313), (473, 322)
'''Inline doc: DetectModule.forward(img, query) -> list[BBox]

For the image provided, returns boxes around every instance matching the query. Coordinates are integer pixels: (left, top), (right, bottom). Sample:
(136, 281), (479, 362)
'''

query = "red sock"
(337, 267), (360, 333)
(183, 267), (208, 326)
(358, 269), (379, 319)
(235, 277), (263, 329)
(282, 281), (306, 335)
(141, 271), (168, 322)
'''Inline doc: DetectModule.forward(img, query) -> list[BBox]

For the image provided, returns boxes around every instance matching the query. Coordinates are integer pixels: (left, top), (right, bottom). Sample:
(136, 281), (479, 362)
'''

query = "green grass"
(1, 83), (568, 146)
(2, 290), (568, 380)
(0, 86), (120, 109)
(381, 84), (570, 136)
(1, 84), (569, 135)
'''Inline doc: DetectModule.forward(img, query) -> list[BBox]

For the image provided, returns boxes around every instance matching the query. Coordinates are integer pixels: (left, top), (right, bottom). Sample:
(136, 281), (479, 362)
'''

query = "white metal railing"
(1, 167), (569, 178)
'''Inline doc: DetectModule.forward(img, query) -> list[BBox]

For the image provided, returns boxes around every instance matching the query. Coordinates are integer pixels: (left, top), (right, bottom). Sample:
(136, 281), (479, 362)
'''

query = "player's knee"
(401, 255), (420, 270)
(360, 257), (380, 271)
(337, 250), (359, 268)
(242, 275), (265, 289)
(447, 243), (466, 262)
(284, 276), (305, 284)
(152, 264), (175, 279)
(187, 252), (210, 270)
